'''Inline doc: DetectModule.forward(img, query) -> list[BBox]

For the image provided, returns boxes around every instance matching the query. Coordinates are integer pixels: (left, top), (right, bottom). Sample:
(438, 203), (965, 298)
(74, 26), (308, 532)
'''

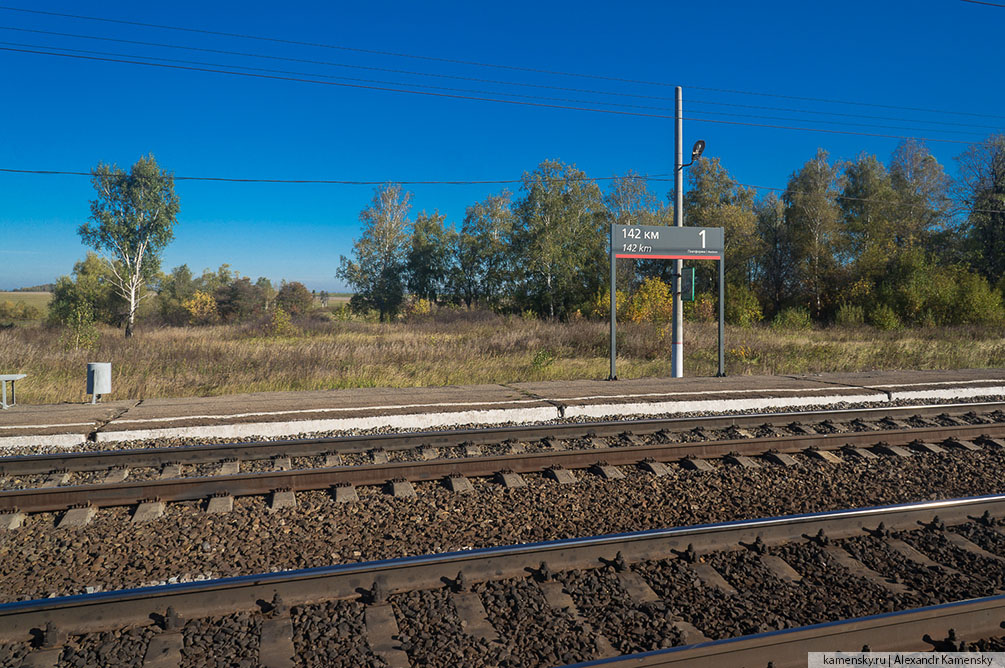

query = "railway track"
(1, 402), (1003, 517)
(5, 401), (1003, 474)
(4, 494), (1005, 667)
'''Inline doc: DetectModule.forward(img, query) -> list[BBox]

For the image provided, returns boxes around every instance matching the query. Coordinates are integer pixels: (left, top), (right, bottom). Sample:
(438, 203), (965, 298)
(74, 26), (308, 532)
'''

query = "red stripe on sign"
(615, 254), (722, 260)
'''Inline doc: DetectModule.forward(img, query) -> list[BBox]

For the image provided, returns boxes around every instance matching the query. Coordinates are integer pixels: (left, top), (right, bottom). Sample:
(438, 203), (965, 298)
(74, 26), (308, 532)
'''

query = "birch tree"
(452, 191), (514, 309)
(79, 155), (180, 337)
(783, 149), (841, 317)
(406, 211), (452, 303)
(336, 184), (412, 320)
(684, 157), (759, 287)
(955, 133), (1005, 283)
(604, 172), (669, 290)
(511, 160), (606, 318)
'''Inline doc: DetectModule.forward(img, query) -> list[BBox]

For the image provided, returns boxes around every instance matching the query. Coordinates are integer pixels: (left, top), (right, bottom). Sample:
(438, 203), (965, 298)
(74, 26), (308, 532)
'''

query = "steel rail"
(569, 595), (1005, 667)
(2, 424), (1003, 513)
(1, 401), (1002, 476)
(1, 493), (1004, 644)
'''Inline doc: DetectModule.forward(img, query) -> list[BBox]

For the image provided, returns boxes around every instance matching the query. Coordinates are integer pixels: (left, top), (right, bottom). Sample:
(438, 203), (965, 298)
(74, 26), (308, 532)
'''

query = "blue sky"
(1, 0), (1002, 291)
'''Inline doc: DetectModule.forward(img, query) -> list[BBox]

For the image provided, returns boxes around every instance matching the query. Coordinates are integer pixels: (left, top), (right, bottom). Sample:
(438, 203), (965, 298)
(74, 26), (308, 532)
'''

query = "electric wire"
(2, 25), (1001, 132)
(2, 39), (987, 137)
(1, 4), (1004, 121)
(0, 45), (983, 146)
(4, 168), (1004, 215)
(0, 167), (666, 185)
(960, 0), (1005, 7)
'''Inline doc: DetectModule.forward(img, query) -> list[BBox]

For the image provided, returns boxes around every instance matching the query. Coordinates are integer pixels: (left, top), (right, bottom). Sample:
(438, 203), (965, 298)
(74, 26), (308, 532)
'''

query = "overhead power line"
(2, 26), (1001, 132)
(0, 167), (670, 185)
(1, 4), (1004, 122)
(3, 39), (986, 137)
(5, 168), (1005, 215)
(0, 45), (984, 146)
(960, 0), (1005, 7)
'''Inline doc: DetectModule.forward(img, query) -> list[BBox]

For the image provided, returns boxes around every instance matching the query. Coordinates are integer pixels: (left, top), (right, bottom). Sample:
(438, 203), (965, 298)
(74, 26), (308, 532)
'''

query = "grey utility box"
(86, 362), (111, 403)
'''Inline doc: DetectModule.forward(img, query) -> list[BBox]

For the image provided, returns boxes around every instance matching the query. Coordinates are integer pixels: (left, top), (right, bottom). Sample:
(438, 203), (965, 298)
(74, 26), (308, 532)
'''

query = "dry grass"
(1, 313), (1003, 405)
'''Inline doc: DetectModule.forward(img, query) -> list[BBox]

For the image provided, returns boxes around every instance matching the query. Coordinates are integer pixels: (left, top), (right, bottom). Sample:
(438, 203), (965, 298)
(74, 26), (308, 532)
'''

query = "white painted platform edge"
(93, 406), (560, 443)
(4, 386), (1004, 448)
(563, 393), (889, 420)
(890, 386), (1005, 401)
(0, 433), (86, 450)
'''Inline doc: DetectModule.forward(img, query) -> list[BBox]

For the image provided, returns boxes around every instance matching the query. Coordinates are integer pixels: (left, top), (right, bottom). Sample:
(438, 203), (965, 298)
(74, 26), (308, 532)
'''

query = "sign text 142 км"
(613, 224), (723, 260)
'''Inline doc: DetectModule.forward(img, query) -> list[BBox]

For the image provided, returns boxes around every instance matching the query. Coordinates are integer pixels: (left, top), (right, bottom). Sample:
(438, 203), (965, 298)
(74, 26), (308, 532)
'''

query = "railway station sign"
(608, 223), (725, 381)
(613, 224), (723, 260)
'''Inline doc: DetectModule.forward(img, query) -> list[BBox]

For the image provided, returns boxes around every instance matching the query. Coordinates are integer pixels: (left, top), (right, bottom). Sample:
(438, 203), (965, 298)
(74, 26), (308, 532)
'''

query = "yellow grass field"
(1, 314), (1003, 405)
(0, 291), (51, 314)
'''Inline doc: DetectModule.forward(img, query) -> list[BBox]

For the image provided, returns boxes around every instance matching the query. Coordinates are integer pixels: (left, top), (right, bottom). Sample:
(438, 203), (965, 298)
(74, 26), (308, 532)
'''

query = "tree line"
(340, 136), (1005, 328)
(45, 134), (1005, 340)
(51, 253), (317, 329)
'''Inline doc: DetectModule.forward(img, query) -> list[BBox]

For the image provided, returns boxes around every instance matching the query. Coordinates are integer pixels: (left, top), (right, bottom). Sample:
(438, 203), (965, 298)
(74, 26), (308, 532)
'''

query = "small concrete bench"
(0, 374), (26, 409)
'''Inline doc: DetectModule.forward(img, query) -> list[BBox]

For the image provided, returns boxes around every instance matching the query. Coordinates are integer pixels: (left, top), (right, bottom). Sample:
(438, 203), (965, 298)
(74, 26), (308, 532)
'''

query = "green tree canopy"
(48, 251), (123, 326)
(956, 133), (1005, 283)
(753, 194), (793, 315)
(783, 149), (841, 317)
(890, 139), (951, 253)
(79, 154), (180, 337)
(684, 157), (759, 288)
(406, 211), (453, 302)
(451, 191), (514, 309)
(337, 184), (413, 321)
(511, 160), (606, 318)
(275, 280), (313, 316)
(839, 153), (898, 279)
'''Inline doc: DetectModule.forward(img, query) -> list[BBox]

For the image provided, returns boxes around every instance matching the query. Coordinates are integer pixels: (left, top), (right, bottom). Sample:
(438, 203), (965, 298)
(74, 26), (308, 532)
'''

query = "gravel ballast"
(2, 447), (1005, 601)
(5, 517), (1005, 668)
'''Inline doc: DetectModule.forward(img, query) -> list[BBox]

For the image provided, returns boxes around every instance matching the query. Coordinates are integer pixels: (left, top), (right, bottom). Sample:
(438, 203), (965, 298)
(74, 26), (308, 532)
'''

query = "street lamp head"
(691, 140), (706, 162)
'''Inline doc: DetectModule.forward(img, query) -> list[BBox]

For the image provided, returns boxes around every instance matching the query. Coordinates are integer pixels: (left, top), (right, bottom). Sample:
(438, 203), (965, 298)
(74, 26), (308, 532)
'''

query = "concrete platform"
(0, 369), (1002, 450)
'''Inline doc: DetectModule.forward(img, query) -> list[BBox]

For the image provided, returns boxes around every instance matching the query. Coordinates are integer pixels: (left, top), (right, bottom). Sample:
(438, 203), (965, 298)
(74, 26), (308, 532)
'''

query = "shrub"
(214, 277), (265, 322)
(834, 303), (865, 327)
(266, 307), (293, 336)
(48, 253), (123, 326)
(588, 288), (627, 320)
(531, 348), (556, 369)
(626, 278), (672, 323)
(405, 297), (433, 319)
(58, 301), (99, 351)
(953, 271), (1005, 325)
(772, 306), (812, 330)
(725, 284), (763, 327)
(869, 304), (901, 330)
(183, 290), (218, 325)
(0, 301), (41, 321)
(866, 251), (1004, 326)
(685, 292), (716, 323)
(275, 281), (313, 316)
(727, 345), (759, 364)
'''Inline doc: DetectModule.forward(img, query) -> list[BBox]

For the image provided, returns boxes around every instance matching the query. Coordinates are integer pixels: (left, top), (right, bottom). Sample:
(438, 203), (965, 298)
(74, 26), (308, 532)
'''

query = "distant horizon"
(1, 280), (355, 296)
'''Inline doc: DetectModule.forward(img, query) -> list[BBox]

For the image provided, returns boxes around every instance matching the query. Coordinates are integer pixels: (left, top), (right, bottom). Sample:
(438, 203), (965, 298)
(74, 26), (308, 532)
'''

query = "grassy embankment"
(1, 312), (1003, 405)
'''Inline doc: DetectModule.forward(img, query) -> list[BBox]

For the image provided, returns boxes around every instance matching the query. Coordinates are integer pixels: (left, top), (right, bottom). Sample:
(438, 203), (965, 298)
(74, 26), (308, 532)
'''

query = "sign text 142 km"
(613, 224), (723, 260)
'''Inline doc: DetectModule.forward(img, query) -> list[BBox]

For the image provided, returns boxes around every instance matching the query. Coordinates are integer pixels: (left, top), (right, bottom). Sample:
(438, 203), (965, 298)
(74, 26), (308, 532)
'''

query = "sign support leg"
(717, 256), (725, 377)
(609, 225), (617, 380)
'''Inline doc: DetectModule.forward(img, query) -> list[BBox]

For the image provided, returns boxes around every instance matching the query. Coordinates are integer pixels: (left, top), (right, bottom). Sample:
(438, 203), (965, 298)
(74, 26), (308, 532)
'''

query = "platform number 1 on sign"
(609, 223), (725, 381)
(613, 224), (722, 260)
